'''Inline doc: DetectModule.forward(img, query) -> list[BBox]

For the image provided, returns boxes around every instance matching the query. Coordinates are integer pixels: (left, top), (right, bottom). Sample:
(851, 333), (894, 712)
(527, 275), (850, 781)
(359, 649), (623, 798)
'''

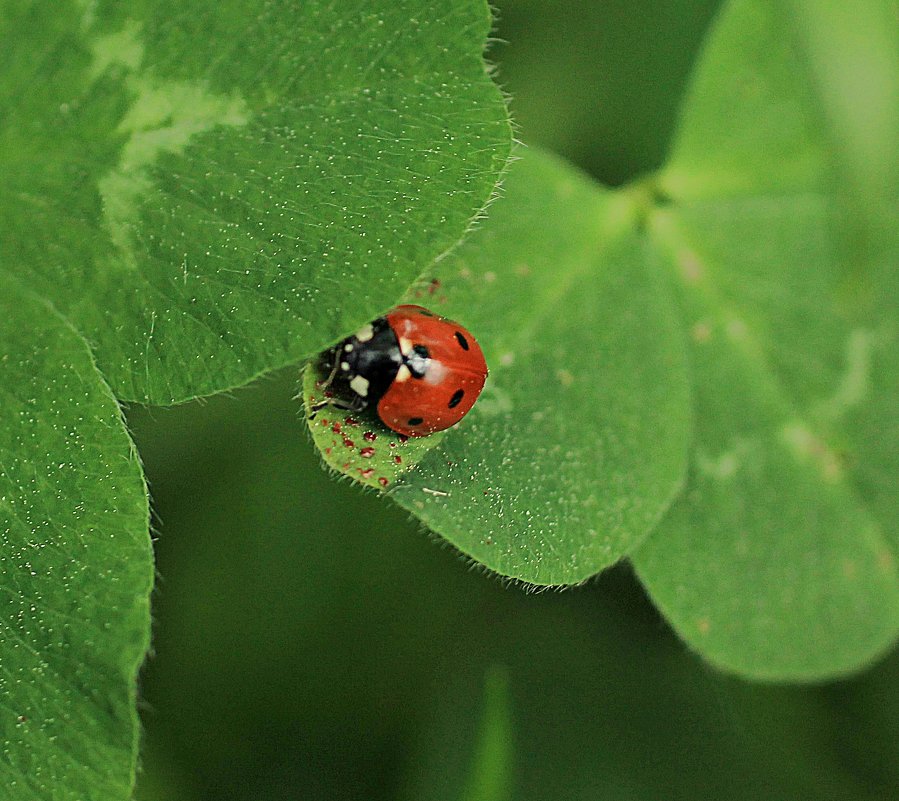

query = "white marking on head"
(394, 364), (412, 383)
(350, 375), (370, 397)
(355, 323), (374, 342)
(398, 336), (413, 355)
(344, 343), (354, 352)
(340, 361), (350, 371)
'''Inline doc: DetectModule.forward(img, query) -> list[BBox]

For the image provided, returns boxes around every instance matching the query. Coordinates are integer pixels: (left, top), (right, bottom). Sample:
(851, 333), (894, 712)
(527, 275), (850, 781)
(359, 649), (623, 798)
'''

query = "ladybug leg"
(307, 395), (363, 419)
(303, 348), (339, 419)
(303, 346), (344, 412)
(307, 399), (327, 417)
(346, 393), (367, 412)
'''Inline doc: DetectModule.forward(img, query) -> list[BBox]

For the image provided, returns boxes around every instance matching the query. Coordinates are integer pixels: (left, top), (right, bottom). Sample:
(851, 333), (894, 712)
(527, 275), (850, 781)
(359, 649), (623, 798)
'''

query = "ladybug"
(317, 304), (488, 437)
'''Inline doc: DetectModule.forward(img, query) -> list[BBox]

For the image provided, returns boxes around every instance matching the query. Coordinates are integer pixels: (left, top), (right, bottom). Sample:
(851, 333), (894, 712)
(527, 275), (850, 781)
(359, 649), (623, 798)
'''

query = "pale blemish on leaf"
(695, 438), (756, 481)
(690, 320), (713, 343)
(724, 316), (749, 342)
(676, 247), (705, 284)
(88, 20), (144, 79)
(780, 421), (844, 483)
(472, 383), (513, 417)
(878, 546), (896, 574)
(89, 22), (250, 265)
(818, 328), (875, 420)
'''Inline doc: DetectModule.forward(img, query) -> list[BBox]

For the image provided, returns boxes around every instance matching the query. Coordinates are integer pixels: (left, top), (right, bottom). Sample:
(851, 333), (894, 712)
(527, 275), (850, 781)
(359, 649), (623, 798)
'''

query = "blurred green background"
(129, 1), (899, 798)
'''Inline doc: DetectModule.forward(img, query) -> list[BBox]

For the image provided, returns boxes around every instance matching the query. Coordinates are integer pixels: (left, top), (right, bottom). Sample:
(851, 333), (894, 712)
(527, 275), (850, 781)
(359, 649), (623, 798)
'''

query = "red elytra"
(378, 305), (488, 436)
(322, 304), (488, 438)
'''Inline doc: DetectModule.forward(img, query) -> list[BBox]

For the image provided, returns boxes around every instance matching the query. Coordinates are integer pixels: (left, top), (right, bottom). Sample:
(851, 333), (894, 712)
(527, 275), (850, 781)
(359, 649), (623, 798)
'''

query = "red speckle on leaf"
(331, 422), (342, 434)
(345, 416), (359, 426)
(428, 278), (441, 295)
(360, 447), (375, 458)
(378, 477), (389, 487)
(359, 468), (375, 479)
(393, 455), (402, 464)
(320, 418), (330, 427)
(343, 437), (355, 448)
(363, 431), (377, 442)
(324, 447), (332, 455)
(398, 434), (409, 443)
(324, 390), (334, 399)
(342, 462), (350, 469)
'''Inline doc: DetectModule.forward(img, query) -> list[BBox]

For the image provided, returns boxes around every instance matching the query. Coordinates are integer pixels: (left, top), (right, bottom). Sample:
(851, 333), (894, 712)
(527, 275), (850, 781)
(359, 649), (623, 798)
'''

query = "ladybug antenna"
(318, 349), (343, 391)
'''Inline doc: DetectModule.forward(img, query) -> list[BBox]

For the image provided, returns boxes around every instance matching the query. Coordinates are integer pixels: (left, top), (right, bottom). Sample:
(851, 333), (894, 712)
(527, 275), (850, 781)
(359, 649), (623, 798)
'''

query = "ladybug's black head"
(329, 317), (403, 405)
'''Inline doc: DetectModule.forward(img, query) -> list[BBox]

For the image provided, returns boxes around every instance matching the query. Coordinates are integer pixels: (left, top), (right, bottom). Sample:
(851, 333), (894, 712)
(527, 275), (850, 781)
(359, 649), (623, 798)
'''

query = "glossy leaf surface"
(0, 0), (508, 796)
(1, 0), (510, 404)
(0, 278), (151, 798)
(631, 0), (899, 679)
(306, 150), (692, 585)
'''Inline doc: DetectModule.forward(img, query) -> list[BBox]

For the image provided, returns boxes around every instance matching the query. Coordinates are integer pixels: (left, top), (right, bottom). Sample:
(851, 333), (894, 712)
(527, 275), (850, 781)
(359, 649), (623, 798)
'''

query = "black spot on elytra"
(407, 417), (424, 426)
(448, 389), (464, 409)
(412, 344), (429, 359)
(454, 331), (469, 350)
